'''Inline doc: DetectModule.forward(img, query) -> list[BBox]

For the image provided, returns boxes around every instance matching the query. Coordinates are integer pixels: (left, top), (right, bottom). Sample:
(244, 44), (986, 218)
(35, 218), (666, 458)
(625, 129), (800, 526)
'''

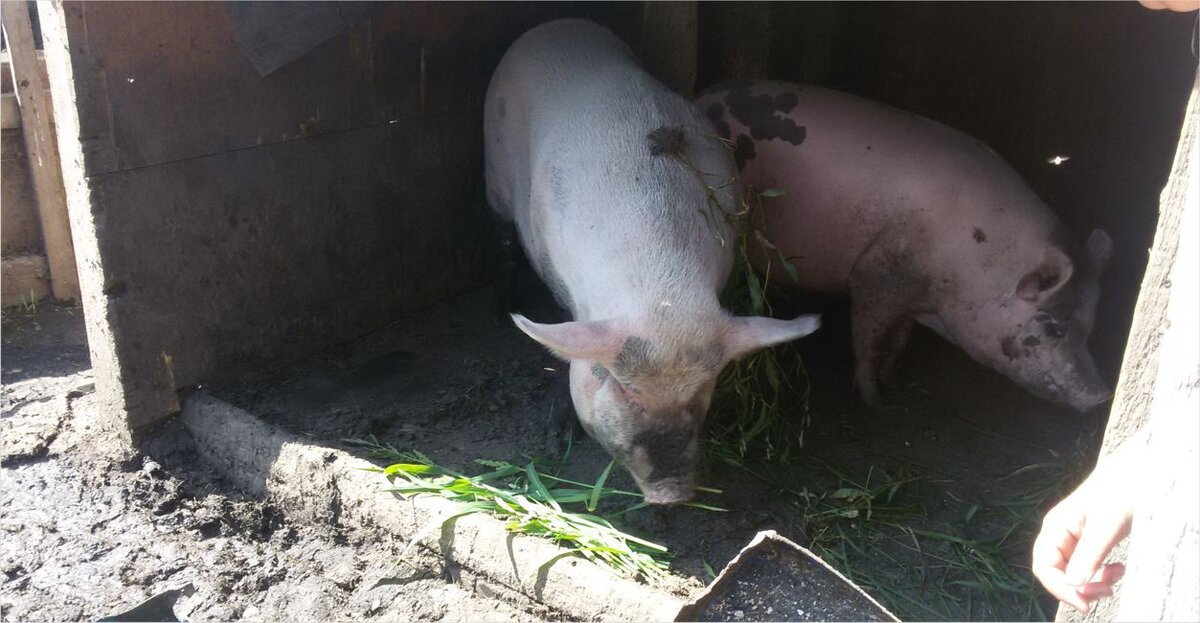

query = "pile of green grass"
(348, 438), (722, 584)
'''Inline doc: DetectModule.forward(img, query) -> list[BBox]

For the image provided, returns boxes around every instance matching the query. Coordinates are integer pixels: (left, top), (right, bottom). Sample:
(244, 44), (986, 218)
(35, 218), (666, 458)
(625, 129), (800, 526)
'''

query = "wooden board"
(1060, 70), (1200, 623)
(2, 1), (79, 303)
(51, 2), (591, 175)
(85, 114), (492, 431)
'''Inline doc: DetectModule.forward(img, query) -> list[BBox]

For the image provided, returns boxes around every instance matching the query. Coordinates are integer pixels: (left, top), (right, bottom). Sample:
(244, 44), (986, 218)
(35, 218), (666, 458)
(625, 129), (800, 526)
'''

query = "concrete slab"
(180, 391), (685, 622)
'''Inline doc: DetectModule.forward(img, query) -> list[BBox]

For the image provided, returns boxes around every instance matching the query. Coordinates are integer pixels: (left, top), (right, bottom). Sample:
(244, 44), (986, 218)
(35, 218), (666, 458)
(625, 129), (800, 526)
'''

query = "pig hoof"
(543, 401), (578, 458)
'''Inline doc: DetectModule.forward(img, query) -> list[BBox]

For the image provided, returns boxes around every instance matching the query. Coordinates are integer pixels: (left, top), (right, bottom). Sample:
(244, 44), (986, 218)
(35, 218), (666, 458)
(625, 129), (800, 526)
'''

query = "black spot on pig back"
(972, 228), (987, 243)
(647, 125), (687, 158)
(734, 134), (756, 170)
(774, 91), (799, 113)
(726, 85), (806, 145)
(705, 102), (731, 139)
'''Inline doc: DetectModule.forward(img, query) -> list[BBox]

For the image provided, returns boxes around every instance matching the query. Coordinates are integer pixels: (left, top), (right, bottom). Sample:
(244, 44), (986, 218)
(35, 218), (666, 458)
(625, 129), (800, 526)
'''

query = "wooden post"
(1058, 71), (1199, 623)
(2, 1), (80, 303)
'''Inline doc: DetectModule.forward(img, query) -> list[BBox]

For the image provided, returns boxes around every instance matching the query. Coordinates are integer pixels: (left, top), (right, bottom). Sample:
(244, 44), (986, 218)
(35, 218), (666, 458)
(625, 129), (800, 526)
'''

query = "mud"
(206, 275), (1106, 621)
(1, 305), (546, 622)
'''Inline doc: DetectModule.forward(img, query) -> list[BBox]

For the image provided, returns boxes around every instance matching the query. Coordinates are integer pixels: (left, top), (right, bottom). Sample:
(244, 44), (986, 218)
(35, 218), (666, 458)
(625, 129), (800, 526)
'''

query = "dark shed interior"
(46, 1), (1194, 433)
(36, 1), (1197, 620)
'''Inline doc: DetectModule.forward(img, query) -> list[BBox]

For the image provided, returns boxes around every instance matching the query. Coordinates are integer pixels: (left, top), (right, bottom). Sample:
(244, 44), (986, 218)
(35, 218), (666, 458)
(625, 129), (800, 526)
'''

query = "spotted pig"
(696, 80), (1112, 411)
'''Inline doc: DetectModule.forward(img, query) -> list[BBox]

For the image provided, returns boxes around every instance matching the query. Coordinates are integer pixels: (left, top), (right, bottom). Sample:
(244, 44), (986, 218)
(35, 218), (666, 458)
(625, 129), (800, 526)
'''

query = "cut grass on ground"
(347, 438), (723, 584)
(704, 422), (1078, 621)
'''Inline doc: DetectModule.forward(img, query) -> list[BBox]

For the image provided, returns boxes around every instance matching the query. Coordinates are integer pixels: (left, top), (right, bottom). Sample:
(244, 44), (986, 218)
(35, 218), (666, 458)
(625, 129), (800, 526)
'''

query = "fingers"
(1139, 0), (1200, 11)
(1064, 507), (1134, 586)
(1034, 564), (1125, 614)
(1032, 504), (1087, 611)
(1071, 563), (1127, 612)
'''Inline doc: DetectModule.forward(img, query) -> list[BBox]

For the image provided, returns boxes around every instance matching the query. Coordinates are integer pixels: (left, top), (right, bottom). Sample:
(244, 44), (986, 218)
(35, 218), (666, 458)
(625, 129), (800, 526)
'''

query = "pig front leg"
(848, 236), (927, 406)
(543, 368), (579, 458)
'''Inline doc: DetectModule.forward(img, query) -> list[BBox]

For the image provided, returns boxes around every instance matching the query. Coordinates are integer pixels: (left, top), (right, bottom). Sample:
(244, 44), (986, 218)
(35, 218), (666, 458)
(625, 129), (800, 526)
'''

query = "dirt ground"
(1, 274), (1109, 621)
(206, 274), (1108, 621)
(0, 304), (549, 622)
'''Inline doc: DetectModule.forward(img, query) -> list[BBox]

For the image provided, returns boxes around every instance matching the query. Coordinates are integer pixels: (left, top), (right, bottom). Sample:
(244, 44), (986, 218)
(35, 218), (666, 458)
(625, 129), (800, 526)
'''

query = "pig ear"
(1017, 248), (1074, 302)
(1086, 229), (1112, 272)
(510, 314), (628, 363)
(723, 314), (821, 361)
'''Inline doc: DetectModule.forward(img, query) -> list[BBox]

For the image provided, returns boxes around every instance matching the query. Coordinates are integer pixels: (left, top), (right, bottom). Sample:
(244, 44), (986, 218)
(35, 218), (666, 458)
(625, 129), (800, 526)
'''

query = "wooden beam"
(2, 1), (80, 303)
(1058, 70), (1200, 623)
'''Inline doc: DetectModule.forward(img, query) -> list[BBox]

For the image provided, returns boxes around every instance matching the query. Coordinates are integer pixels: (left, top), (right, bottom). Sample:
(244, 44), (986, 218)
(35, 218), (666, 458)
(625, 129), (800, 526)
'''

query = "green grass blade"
(588, 459), (616, 512)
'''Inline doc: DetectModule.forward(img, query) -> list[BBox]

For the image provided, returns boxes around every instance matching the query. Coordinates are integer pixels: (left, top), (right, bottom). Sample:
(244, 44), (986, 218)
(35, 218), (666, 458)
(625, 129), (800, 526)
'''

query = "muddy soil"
(207, 275), (1111, 621)
(1, 305), (548, 622)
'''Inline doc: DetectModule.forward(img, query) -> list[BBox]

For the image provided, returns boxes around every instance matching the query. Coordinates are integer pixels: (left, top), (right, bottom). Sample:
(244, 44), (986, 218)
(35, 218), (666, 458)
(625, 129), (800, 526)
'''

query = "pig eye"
(610, 378), (639, 399)
(1035, 312), (1067, 339)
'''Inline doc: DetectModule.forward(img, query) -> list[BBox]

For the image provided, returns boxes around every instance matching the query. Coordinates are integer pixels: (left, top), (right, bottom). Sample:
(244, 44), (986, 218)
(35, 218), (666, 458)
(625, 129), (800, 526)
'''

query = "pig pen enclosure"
(2, 2), (1197, 621)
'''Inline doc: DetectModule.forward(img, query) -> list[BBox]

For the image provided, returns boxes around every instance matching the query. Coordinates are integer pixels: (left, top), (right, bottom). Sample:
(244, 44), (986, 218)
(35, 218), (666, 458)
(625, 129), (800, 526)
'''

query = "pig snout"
(1053, 354), (1112, 412)
(1004, 312), (1112, 412)
(641, 479), (695, 506)
(625, 421), (701, 506)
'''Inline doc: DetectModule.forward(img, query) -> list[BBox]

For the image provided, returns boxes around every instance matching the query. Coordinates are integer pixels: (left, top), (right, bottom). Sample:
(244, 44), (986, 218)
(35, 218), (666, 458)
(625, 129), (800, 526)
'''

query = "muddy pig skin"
(695, 81), (1112, 411)
(484, 23), (820, 505)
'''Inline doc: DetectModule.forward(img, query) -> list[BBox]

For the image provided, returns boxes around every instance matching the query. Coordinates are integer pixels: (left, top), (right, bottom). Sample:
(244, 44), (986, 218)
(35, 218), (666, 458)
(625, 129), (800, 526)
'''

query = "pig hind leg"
(849, 306), (913, 406)
(848, 239), (927, 406)
(878, 317), (914, 388)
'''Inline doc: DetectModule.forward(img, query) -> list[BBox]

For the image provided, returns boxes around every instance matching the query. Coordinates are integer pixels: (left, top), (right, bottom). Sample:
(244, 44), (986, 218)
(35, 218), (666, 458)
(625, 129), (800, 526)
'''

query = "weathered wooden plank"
(87, 114), (491, 432)
(1, 49), (48, 95)
(58, 2), (589, 175)
(226, 2), (384, 76)
(1058, 70), (1199, 623)
(1, 0), (79, 303)
(37, 0), (132, 448)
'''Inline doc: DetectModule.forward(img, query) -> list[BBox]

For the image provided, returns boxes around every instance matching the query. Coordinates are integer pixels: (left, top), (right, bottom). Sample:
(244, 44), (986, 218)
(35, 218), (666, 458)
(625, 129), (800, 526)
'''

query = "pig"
(484, 22), (820, 504)
(695, 80), (1112, 411)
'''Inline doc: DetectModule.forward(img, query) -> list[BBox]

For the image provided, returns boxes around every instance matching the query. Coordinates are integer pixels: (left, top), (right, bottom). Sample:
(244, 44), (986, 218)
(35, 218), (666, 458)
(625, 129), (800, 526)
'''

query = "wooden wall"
(37, 1), (631, 435)
(698, 1), (1198, 380)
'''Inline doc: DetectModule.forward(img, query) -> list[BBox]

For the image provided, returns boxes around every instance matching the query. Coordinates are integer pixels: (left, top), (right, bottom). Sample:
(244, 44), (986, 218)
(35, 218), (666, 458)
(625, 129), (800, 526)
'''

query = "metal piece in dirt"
(674, 531), (898, 622)
(98, 583), (196, 623)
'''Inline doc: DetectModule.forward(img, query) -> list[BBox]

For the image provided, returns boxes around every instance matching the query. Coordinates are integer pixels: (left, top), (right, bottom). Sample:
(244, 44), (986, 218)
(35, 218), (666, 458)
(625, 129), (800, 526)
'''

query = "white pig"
(484, 20), (819, 505)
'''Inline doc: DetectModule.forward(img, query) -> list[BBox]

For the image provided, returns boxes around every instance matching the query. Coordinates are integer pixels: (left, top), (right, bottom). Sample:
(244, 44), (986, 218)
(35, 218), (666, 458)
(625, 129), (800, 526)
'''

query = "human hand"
(1139, 0), (1200, 12)
(1031, 456), (1138, 613)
